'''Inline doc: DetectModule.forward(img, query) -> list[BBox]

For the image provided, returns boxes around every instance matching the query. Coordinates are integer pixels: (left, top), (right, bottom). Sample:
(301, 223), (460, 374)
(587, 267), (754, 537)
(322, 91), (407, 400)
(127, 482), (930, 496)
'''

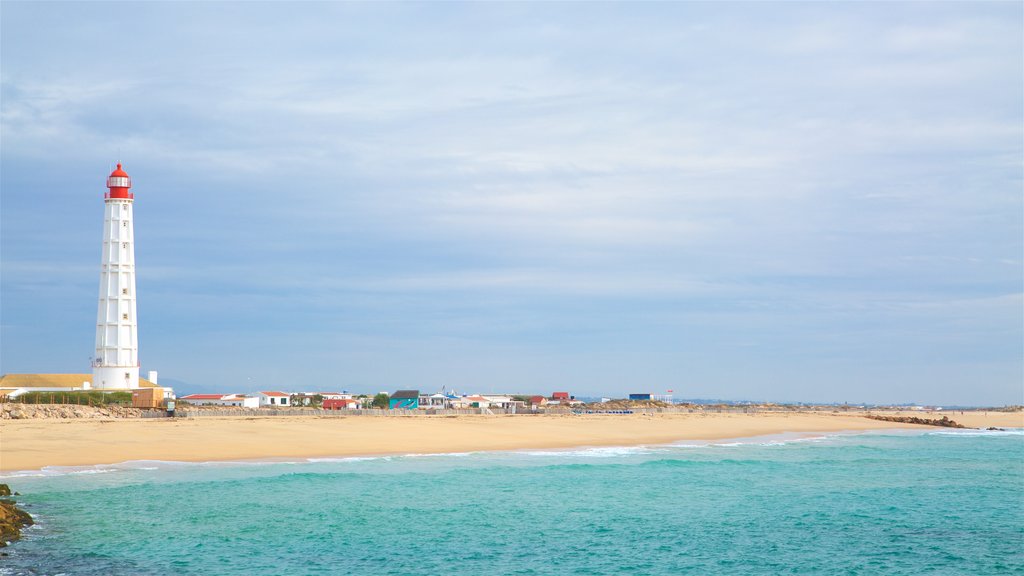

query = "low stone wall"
(0, 403), (165, 420)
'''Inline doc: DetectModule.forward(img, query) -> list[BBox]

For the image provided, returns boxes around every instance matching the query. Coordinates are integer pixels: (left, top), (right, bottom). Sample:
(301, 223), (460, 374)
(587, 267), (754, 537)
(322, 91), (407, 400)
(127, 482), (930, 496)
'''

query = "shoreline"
(0, 429), (909, 477)
(2, 411), (1020, 473)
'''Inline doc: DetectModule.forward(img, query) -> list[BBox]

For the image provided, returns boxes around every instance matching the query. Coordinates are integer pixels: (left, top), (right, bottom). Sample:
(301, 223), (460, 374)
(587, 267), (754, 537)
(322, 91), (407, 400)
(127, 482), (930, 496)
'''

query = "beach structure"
(180, 394), (259, 408)
(629, 393), (653, 401)
(389, 390), (419, 409)
(131, 387), (166, 408)
(552, 392), (570, 401)
(462, 395), (494, 408)
(258, 392), (290, 406)
(420, 393), (450, 408)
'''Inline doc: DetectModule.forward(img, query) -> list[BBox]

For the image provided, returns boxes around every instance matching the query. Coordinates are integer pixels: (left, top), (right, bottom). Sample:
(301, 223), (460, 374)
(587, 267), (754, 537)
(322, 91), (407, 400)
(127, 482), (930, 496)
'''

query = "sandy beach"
(1, 410), (1019, 472)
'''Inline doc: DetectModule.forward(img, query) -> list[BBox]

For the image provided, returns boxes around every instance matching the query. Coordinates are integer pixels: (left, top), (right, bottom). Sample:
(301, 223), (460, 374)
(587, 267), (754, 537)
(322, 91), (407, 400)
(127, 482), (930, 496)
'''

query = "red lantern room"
(106, 163), (133, 200)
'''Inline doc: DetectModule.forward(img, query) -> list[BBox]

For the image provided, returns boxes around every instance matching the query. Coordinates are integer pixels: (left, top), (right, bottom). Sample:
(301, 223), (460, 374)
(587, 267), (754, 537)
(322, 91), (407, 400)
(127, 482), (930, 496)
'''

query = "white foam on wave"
(667, 432), (841, 450)
(305, 456), (384, 464)
(0, 457), (299, 479)
(518, 445), (662, 458)
(926, 427), (1024, 437)
(0, 465), (124, 480)
(401, 451), (477, 459)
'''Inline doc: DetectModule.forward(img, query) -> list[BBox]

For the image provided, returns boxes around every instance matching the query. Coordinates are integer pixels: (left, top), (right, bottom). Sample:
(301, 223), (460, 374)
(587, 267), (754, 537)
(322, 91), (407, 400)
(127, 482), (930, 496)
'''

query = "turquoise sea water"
(2, 429), (1022, 575)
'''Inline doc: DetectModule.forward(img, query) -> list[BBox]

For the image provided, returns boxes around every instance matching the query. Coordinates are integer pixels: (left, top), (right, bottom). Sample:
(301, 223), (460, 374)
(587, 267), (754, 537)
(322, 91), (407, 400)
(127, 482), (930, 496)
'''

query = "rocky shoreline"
(865, 414), (967, 428)
(0, 485), (32, 548)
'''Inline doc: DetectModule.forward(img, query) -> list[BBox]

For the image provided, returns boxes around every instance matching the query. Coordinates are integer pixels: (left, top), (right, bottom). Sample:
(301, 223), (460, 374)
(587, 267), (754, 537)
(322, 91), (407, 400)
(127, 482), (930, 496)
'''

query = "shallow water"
(2, 429), (1022, 575)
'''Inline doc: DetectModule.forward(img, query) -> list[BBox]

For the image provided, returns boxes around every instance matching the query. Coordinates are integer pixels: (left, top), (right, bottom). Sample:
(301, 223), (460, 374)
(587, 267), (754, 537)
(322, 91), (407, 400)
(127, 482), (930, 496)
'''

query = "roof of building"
(181, 394), (227, 400)
(391, 389), (419, 399)
(0, 374), (159, 389)
(260, 391), (288, 397)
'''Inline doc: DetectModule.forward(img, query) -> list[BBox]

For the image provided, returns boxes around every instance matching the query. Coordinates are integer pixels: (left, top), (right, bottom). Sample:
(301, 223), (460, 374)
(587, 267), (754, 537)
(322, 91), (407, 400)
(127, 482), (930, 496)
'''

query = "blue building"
(629, 393), (652, 401)
(389, 389), (420, 409)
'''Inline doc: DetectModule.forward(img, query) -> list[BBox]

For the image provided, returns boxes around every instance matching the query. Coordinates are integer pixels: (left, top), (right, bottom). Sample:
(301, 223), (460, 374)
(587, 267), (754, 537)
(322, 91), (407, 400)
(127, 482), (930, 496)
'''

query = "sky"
(1, 2), (1021, 405)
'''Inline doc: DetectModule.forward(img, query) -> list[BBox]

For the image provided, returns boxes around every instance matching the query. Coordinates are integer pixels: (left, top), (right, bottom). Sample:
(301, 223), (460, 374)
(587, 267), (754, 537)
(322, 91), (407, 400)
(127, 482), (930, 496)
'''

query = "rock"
(865, 414), (966, 428)
(0, 492), (32, 548)
(0, 485), (10, 497)
(987, 427), (1004, 431)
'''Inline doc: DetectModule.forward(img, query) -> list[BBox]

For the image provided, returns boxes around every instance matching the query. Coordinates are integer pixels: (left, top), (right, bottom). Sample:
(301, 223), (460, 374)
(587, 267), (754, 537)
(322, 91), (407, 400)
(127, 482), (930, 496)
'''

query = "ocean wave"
(305, 456), (385, 464)
(518, 445), (662, 458)
(925, 428), (1024, 437)
(401, 451), (477, 458)
(667, 433), (840, 449)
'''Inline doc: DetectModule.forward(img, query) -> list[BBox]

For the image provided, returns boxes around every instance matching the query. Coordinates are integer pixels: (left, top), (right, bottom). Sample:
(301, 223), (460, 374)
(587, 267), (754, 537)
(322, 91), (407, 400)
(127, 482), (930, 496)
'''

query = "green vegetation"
(290, 393), (324, 408)
(371, 393), (390, 409)
(13, 391), (133, 406)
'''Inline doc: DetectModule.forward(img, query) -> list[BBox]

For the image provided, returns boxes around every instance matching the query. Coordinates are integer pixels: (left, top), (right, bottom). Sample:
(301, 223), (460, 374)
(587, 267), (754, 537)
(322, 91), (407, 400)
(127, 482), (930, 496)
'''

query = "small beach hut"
(389, 390), (420, 410)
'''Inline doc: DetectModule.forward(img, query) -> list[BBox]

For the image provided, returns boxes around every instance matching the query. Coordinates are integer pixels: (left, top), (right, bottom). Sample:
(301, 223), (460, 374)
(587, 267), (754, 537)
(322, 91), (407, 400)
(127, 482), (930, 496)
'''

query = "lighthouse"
(92, 163), (140, 389)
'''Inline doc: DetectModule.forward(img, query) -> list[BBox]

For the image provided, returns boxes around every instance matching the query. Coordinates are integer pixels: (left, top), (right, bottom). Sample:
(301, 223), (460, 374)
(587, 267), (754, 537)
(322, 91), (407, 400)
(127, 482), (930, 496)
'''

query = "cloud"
(1, 2), (1020, 403)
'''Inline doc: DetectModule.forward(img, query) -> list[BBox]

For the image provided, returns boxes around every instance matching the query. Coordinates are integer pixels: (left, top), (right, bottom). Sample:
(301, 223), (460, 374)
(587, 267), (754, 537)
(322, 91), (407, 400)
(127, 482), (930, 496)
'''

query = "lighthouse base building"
(0, 373), (165, 400)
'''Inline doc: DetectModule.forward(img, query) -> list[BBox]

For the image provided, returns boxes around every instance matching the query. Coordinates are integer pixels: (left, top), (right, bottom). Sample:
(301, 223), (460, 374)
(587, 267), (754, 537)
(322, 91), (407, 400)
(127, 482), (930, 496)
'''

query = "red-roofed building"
(529, 395), (548, 406)
(181, 394), (224, 401)
(259, 391), (290, 407)
(180, 394), (259, 408)
(323, 398), (361, 410)
(552, 392), (570, 400)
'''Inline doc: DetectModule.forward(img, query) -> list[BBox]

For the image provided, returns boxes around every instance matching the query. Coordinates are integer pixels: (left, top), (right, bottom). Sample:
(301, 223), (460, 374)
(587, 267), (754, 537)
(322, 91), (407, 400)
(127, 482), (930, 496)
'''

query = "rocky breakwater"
(0, 403), (159, 419)
(865, 414), (966, 428)
(0, 484), (32, 548)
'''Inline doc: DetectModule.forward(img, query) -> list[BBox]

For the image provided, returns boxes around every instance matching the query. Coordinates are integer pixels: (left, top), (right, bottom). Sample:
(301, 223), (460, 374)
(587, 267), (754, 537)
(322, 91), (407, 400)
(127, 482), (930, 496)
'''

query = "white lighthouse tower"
(92, 163), (140, 389)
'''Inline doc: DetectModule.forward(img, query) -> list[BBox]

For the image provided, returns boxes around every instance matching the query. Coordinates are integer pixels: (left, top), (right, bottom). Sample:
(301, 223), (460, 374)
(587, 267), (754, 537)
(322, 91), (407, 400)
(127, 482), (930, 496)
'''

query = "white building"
(180, 394), (259, 408)
(319, 392), (352, 400)
(259, 391), (290, 407)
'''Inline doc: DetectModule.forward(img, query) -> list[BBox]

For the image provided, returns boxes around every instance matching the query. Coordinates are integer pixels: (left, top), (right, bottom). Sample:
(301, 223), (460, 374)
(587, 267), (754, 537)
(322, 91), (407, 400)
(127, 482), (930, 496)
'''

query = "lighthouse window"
(122, 242), (129, 249)
(122, 313), (129, 320)
(122, 288), (129, 295)
(123, 221), (128, 227)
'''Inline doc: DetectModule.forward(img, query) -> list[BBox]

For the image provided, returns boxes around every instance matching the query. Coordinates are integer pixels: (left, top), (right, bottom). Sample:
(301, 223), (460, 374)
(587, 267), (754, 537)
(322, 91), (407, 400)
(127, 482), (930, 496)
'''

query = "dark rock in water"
(987, 427), (1004, 431)
(865, 414), (966, 428)
(0, 485), (33, 547)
